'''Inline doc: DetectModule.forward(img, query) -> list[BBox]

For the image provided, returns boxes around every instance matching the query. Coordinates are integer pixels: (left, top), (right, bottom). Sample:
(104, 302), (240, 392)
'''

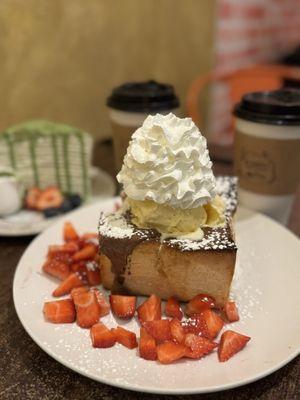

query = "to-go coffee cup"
(233, 89), (300, 224)
(107, 80), (179, 171)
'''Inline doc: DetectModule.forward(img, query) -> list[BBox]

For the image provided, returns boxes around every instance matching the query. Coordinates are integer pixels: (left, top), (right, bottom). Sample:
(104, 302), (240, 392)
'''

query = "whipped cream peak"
(117, 113), (216, 209)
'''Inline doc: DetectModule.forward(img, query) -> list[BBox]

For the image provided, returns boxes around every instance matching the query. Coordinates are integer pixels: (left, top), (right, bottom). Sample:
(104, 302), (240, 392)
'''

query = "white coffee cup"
(234, 89), (300, 225)
(0, 169), (23, 216)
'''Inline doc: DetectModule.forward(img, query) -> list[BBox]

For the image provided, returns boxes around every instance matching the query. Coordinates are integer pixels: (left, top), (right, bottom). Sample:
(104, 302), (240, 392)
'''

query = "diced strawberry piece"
(63, 222), (79, 242)
(70, 261), (88, 274)
(184, 333), (217, 359)
(186, 294), (216, 316)
(90, 322), (116, 348)
(165, 297), (183, 320)
(25, 187), (41, 209)
(182, 315), (207, 335)
(70, 286), (88, 300)
(170, 318), (185, 343)
(139, 327), (157, 360)
(157, 342), (186, 364)
(36, 186), (64, 211)
(52, 273), (84, 297)
(201, 309), (224, 339)
(144, 320), (172, 343)
(43, 258), (71, 280)
(73, 290), (101, 328)
(91, 288), (110, 317)
(43, 299), (75, 323)
(224, 301), (240, 322)
(72, 244), (97, 261)
(110, 295), (136, 319)
(218, 330), (251, 362)
(86, 261), (101, 285)
(111, 326), (138, 349)
(82, 232), (98, 241)
(48, 242), (79, 256)
(137, 294), (161, 323)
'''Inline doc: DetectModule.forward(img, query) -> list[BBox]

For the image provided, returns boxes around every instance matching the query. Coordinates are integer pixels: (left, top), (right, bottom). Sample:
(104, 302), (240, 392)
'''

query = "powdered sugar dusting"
(216, 176), (238, 217)
(98, 211), (135, 239)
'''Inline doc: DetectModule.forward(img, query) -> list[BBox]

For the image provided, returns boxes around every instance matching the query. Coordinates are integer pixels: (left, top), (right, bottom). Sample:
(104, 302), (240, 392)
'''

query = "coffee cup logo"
(240, 148), (275, 184)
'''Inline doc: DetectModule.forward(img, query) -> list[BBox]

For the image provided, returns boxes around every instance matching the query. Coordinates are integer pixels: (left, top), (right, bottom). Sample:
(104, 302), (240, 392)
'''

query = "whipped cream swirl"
(117, 113), (216, 209)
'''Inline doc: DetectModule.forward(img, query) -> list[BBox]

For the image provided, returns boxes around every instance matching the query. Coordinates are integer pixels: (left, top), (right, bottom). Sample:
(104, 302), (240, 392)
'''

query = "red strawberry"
(86, 261), (101, 285)
(165, 297), (183, 320)
(224, 301), (240, 322)
(36, 186), (64, 211)
(72, 244), (97, 261)
(137, 294), (161, 323)
(170, 318), (185, 343)
(184, 333), (217, 359)
(182, 315), (207, 335)
(186, 294), (216, 316)
(201, 309), (224, 339)
(48, 242), (79, 256)
(70, 286), (88, 300)
(43, 258), (70, 280)
(25, 187), (41, 209)
(90, 322), (116, 348)
(111, 326), (138, 349)
(63, 222), (79, 242)
(43, 299), (75, 323)
(218, 330), (251, 362)
(109, 295), (136, 319)
(73, 290), (101, 328)
(82, 232), (98, 241)
(52, 272), (85, 297)
(91, 288), (110, 317)
(144, 320), (172, 343)
(139, 327), (157, 360)
(70, 261), (88, 274)
(157, 342), (186, 364)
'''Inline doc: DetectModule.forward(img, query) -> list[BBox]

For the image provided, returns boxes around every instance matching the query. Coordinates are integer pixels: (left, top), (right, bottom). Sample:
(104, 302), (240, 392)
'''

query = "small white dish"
(13, 199), (300, 394)
(0, 167), (115, 236)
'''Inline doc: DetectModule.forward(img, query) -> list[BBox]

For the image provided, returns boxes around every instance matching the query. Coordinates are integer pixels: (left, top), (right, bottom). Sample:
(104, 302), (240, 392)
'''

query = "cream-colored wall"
(0, 0), (215, 138)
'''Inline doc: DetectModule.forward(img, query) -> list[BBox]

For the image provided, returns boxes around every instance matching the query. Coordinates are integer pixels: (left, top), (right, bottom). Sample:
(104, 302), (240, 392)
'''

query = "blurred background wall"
(0, 0), (215, 139)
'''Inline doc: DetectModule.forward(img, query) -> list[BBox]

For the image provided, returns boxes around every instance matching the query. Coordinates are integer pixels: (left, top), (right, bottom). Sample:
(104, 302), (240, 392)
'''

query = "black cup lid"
(107, 80), (180, 112)
(234, 89), (300, 125)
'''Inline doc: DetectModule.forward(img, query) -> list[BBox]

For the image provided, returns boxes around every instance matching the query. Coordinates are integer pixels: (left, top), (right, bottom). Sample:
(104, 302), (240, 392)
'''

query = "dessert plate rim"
(13, 199), (300, 394)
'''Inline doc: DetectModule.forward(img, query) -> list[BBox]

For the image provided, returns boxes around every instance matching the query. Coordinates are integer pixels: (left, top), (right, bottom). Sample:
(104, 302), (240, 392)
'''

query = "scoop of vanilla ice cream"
(117, 113), (216, 209)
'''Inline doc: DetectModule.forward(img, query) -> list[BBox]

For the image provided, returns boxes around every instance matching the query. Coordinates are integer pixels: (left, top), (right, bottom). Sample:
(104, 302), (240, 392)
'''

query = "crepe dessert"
(99, 113), (237, 307)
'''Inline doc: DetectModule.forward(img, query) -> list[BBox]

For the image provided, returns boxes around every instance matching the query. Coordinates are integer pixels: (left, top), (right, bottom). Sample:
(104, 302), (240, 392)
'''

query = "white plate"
(13, 200), (300, 394)
(0, 167), (115, 236)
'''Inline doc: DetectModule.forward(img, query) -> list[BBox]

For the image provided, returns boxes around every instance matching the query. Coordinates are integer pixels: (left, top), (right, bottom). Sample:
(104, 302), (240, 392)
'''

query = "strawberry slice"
(86, 261), (101, 285)
(70, 286), (88, 300)
(48, 242), (79, 256)
(91, 288), (110, 317)
(182, 315), (206, 335)
(170, 318), (185, 343)
(137, 294), (161, 323)
(43, 299), (75, 323)
(224, 301), (240, 322)
(90, 322), (116, 348)
(70, 261), (88, 274)
(25, 187), (41, 209)
(165, 297), (183, 320)
(218, 330), (251, 362)
(184, 333), (217, 359)
(144, 319), (172, 342)
(139, 327), (157, 360)
(186, 294), (216, 316)
(109, 295), (136, 319)
(82, 232), (98, 241)
(52, 272), (84, 297)
(63, 221), (79, 242)
(36, 186), (64, 211)
(201, 309), (224, 339)
(73, 290), (101, 328)
(43, 258), (71, 280)
(72, 244), (97, 261)
(111, 326), (138, 349)
(157, 342), (186, 364)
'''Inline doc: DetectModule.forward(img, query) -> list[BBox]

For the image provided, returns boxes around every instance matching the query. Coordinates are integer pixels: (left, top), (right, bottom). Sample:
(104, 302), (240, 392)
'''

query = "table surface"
(1, 140), (299, 400)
